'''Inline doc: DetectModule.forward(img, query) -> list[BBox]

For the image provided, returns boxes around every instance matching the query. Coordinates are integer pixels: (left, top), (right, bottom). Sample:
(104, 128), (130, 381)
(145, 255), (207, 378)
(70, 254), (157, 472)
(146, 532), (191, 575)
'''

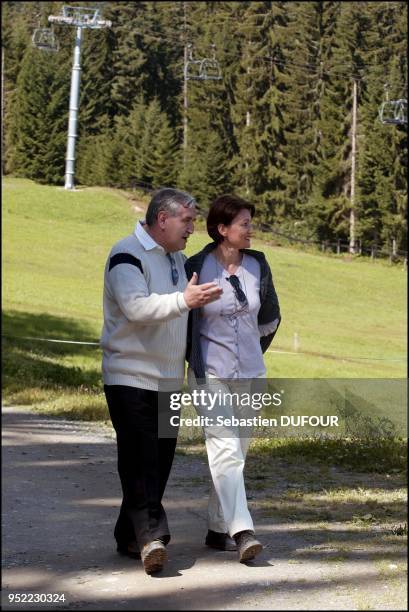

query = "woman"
(185, 194), (281, 563)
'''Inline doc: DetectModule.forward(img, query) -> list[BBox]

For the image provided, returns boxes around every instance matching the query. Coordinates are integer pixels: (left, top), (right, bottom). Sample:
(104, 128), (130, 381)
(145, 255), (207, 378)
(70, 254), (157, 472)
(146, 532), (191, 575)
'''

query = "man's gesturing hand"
(184, 272), (223, 309)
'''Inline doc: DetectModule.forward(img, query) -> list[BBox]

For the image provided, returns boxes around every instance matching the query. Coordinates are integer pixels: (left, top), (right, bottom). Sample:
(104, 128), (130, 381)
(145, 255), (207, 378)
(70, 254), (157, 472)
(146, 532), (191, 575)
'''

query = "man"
(101, 188), (222, 575)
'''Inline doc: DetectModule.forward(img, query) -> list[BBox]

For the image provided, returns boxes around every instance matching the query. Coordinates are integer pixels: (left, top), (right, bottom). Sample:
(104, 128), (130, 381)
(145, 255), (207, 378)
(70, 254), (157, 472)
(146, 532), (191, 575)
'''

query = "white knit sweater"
(101, 222), (189, 391)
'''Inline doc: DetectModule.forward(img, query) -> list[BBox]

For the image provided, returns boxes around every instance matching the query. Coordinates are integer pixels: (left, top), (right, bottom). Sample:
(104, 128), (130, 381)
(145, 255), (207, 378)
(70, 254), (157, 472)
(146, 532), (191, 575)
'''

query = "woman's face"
(218, 208), (253, 249)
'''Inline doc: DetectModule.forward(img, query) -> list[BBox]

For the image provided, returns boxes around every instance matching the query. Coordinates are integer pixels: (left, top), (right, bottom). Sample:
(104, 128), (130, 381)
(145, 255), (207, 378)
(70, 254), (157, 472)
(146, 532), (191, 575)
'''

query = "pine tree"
(309, 2), (373, 244)
(76, 121), (118, 187)
(78, 24), (114, 136)
(356, 1), (407, 252)
(228, 1), (291, 223)
(8, 45), (65, 183)
(105, 2), (149, 118)
(113, 98), (147, 187)
(150, 116), (181, 187)
(142, 1), (185, 127)
(275, 2), (327, 238)
(3, 1), (64, 173)
(179, 127), (231, 207)
(139, 98), (181, 187)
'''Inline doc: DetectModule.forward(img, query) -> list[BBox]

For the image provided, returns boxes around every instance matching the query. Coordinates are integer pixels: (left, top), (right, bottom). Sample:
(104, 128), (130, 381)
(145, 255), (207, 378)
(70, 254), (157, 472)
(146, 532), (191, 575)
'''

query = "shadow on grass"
(2, 310), (102, 398)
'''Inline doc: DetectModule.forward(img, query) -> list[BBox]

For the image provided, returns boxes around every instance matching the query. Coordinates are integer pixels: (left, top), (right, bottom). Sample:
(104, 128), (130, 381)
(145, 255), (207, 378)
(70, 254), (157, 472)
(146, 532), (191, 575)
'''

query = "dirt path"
(2, 406), (406, 610)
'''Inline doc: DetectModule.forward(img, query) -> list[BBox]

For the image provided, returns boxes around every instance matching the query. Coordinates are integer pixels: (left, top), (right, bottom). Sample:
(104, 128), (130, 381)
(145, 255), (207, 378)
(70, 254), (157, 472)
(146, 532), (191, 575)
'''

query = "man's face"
(159, 204), (196, 252)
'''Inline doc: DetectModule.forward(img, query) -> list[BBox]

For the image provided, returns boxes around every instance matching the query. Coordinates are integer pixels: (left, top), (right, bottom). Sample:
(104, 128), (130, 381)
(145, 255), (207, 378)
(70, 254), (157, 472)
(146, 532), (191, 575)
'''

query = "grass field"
(2, 177), (407, 469)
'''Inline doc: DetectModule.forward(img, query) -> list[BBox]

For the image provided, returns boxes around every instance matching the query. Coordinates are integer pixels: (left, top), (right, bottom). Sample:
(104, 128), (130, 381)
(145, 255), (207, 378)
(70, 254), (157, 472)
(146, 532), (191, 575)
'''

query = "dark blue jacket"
(185, 242), (281, 380)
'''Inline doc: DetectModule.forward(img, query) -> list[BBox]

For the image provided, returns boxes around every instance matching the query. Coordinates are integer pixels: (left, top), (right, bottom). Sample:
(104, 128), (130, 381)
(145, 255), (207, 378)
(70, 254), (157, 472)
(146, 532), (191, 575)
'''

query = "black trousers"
(104, 385), (178, 550)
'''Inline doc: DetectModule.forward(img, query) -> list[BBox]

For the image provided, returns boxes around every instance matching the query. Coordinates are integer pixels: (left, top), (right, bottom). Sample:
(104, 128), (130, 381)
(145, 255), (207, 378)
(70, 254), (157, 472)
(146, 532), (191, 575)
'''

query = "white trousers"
(188, 370), (256, 537)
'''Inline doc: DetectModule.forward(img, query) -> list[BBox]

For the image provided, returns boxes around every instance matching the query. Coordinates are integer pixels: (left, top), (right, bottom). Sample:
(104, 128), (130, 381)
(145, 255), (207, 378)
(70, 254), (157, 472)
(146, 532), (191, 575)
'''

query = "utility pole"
(183, 46), (188, 156)
(244, 39), (252, 196)
(245, 107), (250, 196)
(48, 6), (111, 190)
(183, 2), (188, 166)
(349, 79), (357, 253)
(1, 47), (4, 177)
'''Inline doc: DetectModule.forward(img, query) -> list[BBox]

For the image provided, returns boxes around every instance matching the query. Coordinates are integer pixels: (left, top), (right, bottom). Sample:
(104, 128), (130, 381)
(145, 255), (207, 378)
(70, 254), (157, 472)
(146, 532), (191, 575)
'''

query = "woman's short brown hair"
(207, 194), (255, 243)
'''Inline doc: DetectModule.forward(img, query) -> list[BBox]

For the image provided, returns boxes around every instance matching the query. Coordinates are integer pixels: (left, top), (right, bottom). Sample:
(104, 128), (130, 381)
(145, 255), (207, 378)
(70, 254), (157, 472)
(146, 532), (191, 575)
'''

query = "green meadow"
(2, 178), (407, 469)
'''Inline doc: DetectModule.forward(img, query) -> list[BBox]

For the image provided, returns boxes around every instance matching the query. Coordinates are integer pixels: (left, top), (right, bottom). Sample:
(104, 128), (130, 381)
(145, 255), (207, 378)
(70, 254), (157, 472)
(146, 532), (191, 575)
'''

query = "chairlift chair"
(199, 58), (222, 80)
(379, 84), (407, 125)
(379, 98), (407, 125)
(184, 59), (204, 80)
(32, 28), (59, 52)
(184, 44), (204, 80)
(394, 99), (407, 124)
(199, 45), (222, 81)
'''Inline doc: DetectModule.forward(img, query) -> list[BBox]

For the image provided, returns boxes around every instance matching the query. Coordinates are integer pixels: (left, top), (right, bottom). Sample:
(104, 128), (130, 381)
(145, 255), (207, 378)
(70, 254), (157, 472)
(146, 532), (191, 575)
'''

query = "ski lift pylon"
(32, 27), (59, 52)
(48, 5), (111, 28)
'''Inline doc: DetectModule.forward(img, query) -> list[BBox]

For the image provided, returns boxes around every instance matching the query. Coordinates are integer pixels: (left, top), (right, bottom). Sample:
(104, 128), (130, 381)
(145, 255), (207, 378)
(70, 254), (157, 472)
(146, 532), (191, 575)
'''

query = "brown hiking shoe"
(141, 540), (167, 574)
(233, 530), (263, 562)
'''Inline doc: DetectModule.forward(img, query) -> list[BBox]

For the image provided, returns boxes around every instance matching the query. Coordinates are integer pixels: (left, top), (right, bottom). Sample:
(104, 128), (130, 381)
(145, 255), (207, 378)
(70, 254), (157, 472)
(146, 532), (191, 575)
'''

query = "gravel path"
(2, 406), (406, 610)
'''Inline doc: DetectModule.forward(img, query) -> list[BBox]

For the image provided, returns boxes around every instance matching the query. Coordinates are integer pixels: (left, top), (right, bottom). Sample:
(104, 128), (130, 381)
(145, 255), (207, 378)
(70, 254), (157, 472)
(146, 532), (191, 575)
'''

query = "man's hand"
(184, 272), (223, 309)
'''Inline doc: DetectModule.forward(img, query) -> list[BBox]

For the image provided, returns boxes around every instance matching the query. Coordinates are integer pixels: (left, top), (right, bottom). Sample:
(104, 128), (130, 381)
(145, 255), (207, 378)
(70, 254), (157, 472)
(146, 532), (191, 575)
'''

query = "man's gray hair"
(146, 188), (196, 227)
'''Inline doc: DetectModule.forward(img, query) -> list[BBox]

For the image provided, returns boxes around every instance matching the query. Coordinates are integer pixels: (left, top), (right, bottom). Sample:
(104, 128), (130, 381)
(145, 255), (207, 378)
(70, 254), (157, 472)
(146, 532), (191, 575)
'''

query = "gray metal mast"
(2, 47), (5, 177)
(48, 6), (111, 190)
(349, 79), (357, 254)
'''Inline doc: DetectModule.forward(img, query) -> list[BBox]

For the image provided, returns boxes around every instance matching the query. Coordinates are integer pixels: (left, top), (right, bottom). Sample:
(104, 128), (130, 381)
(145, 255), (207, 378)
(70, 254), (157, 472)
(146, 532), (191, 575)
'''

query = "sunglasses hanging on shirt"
(166, 253), (179, 285)
(226, 274), (248, 307)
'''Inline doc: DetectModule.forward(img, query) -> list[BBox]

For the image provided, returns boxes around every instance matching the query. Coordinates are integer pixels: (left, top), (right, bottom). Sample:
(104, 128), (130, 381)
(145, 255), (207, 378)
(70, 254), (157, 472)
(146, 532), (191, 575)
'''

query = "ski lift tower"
(48, 6), (111, 190)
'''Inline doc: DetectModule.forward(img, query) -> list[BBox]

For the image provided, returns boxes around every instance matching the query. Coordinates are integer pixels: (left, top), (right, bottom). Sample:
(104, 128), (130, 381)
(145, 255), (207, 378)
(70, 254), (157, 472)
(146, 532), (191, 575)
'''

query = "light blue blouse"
(199, 252), (267, 379)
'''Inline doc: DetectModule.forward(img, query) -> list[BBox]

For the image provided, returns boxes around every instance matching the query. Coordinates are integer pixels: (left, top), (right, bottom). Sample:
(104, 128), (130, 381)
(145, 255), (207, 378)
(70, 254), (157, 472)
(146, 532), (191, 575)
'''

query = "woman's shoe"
(205, 529), (237, 551)
(116, 540), (141, 559)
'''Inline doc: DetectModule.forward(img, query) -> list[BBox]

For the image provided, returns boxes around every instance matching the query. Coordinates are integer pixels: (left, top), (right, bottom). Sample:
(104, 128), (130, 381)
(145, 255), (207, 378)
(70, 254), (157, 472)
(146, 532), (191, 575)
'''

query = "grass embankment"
(2, 177), (407, 472)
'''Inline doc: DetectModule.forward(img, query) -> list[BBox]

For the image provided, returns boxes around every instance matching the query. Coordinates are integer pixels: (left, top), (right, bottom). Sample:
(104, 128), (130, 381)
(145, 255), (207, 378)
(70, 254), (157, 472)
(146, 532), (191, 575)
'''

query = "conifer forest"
(2, 1), (408, 254)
